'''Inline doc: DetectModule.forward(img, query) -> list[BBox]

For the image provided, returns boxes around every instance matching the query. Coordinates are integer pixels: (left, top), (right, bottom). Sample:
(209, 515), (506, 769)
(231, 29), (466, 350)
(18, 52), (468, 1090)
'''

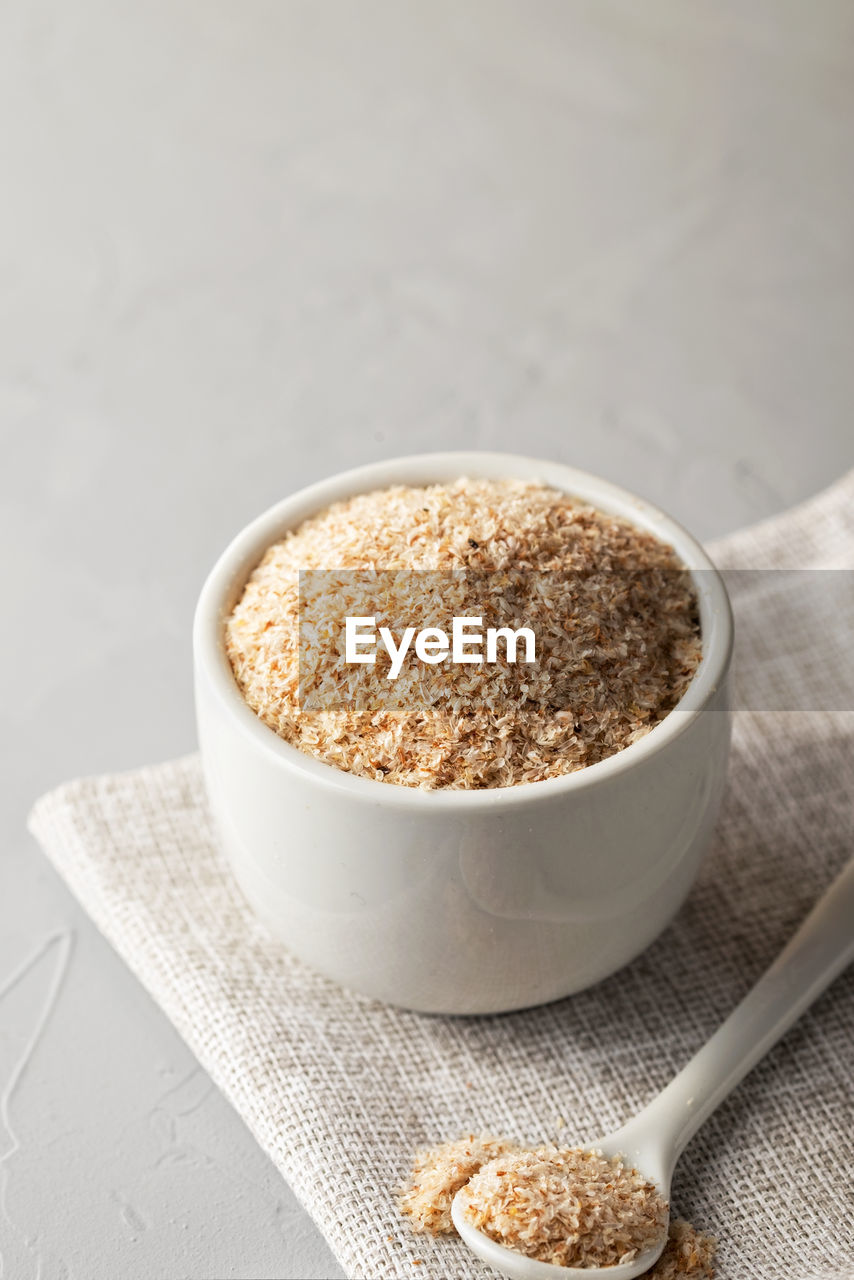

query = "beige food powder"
(226, 478), (701, 789)
(400, 1134), (715, 1276)
(399, 1133), (523, 1235)
(460, 1145), (668, 1267)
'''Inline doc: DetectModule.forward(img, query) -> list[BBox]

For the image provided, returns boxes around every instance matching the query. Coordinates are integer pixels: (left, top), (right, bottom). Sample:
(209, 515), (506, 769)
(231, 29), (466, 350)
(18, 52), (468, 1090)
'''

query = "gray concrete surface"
(2, 1), (852, 1277)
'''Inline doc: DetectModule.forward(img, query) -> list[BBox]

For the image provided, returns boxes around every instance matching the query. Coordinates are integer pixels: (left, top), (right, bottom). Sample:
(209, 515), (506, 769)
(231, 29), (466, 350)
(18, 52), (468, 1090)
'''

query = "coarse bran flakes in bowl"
(194, 452), (733, 1013)
(225, 478), (702, 791)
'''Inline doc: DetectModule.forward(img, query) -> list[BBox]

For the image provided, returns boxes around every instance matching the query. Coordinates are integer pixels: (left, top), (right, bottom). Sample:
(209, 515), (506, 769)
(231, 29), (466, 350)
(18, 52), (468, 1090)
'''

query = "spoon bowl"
(451, 1163), (668, 1279)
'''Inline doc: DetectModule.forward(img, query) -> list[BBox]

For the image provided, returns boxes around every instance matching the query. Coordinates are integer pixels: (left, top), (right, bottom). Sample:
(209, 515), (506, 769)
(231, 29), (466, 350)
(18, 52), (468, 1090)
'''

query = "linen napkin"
(29, 471), (854, 1280)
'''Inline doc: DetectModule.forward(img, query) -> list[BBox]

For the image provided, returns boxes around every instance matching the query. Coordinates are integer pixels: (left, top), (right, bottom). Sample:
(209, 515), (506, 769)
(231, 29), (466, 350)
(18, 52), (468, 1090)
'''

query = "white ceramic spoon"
(452, 856), (854, 1279)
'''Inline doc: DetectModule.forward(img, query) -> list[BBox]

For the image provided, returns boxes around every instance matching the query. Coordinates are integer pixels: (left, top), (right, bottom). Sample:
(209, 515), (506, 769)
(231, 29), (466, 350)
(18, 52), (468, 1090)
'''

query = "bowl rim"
(193, 451), (734, 811)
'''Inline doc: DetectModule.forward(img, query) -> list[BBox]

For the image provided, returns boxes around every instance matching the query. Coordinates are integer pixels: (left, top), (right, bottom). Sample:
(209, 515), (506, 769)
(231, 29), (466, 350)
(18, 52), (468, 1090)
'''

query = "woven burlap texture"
(29, 471), (854, 1280)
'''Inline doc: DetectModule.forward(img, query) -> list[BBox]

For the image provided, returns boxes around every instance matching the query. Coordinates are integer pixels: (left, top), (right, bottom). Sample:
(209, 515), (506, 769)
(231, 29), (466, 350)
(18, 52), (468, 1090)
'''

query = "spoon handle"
(624, 855), (854, 1171)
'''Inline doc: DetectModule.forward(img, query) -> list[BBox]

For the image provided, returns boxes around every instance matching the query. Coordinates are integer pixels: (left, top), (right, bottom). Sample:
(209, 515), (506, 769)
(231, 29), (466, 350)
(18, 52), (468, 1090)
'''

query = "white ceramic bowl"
(194, 453), (733, 1014)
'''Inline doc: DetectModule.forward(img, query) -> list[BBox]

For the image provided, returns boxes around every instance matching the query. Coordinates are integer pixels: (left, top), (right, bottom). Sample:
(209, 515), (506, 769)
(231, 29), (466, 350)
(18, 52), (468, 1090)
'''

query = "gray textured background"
(2, 2), (852, 1277)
